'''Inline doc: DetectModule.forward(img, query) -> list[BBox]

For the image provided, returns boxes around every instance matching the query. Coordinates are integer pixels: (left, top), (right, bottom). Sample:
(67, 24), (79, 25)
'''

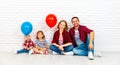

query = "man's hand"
(88, 42), (94, 50)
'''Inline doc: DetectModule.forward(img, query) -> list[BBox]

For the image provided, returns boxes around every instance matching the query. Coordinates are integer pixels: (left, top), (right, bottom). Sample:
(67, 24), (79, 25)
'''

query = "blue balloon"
(21, 21), (33, 36)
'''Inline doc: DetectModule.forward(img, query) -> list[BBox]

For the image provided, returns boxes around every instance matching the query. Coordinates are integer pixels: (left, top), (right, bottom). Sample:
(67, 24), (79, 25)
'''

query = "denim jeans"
(73, 35), (94, 56)
(50, 45), (74, 54)
(17, 48), (30, 54)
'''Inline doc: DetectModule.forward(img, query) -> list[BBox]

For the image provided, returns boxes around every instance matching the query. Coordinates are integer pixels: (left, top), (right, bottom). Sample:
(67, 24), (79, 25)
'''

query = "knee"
(68, 45), (74, 50)
(50, 45), (56, 51)
(73, 48), (78, 54)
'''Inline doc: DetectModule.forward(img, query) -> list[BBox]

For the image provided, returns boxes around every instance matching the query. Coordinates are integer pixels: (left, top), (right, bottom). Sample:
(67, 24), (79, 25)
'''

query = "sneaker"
(64, 51), (74, 55)
(88, 51), (94, 60)
(29, 49), (33, 55)
(43, 51), (47, 54)
(14, 50), (18, 54)
(61, 51), (65, 55)
(53, 51), (59, 55)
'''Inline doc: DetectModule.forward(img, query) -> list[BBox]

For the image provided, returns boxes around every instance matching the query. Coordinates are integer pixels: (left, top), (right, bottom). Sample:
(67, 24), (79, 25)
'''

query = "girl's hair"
(36, 30), (45, 39)
(57, 20), (68, 31)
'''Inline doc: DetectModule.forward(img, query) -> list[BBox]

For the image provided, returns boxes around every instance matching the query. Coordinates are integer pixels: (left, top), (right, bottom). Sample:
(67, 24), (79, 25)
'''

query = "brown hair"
(71, 16), (80, 22)
(57, 20), (68, 31)
(36, 30), (45, 39)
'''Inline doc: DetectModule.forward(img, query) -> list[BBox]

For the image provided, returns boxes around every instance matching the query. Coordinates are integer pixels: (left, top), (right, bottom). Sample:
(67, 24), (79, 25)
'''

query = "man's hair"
(71, 16), (80, 22)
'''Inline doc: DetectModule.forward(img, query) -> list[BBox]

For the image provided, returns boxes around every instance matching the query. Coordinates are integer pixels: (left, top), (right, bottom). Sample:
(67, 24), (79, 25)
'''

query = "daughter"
(29, 30), (49, 54)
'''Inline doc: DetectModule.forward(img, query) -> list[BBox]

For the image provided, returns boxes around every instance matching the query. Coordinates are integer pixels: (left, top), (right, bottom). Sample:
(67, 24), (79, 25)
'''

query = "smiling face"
(37, 32), (43, 39)
(36, 31), (45, 39)
(72, 18), (80, 28)
(57, 20), (68, 31)
(59, 21), (66, 30)
(24, 35), (31, 41)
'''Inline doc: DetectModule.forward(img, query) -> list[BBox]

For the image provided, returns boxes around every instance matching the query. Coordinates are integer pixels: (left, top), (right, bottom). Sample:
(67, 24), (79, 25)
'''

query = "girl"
(29, 30), (49, 54)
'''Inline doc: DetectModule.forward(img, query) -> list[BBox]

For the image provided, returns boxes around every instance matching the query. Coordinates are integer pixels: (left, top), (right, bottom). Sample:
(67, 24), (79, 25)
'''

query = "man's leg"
(73, 44), (88, 56)
(85, 34), (94, 55)
(85, 34), (94, 60)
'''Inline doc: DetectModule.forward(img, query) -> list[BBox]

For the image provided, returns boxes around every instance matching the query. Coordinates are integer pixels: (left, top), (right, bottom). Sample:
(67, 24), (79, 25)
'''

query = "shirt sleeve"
(66, 31), (72, 43)
(44, 39), (47, 44)
(83, 26), (93, 34)
(35, 40), (38, 45)
(51, 32), (57, 43)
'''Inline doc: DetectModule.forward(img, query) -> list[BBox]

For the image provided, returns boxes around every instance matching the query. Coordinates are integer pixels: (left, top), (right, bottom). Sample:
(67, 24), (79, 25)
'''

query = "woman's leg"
(64, 45), (74, 52)
(50, 45), (62, 54)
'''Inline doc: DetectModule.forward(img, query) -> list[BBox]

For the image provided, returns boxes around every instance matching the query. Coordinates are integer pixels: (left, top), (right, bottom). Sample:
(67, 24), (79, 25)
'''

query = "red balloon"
(46, 14), (57, 28)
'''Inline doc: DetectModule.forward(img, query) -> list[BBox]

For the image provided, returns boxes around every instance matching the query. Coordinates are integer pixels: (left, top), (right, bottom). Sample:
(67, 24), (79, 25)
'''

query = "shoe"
(61, 51), (65, 55)
(43, 51), (47, 54)
(53, 51), (59, 55)
(88, 51), (94, 60)
(14, 50), (18, 54)
(29, 49), (33, 55)
(64, 51), (74, 55)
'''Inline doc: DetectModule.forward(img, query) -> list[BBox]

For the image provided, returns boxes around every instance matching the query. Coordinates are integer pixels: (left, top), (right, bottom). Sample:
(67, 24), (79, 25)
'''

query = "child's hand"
(23, 46), (27, 49)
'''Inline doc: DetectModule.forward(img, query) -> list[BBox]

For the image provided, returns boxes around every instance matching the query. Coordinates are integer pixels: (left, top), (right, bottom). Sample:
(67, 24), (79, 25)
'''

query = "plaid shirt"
(23, 39), (35, 48)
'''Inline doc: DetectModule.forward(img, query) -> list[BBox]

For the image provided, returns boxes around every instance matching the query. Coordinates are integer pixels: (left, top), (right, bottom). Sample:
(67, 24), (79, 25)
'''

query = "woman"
(50, 20), (73, 55)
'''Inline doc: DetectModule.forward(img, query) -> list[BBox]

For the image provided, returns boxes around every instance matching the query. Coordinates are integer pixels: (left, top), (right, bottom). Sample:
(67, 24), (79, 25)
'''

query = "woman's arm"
(61, 43), (72, 47)
(52, 43), (59, 47)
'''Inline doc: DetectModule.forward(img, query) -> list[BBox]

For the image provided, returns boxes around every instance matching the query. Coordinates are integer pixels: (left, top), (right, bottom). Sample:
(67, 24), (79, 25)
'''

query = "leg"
(33, 47), (41, 54)
(73, 45), (88, 56)
(50, 45), (62, 54)
(64, 45), (74, 52)
(85, 34), (94, 55)
(17, 49), (29, 54)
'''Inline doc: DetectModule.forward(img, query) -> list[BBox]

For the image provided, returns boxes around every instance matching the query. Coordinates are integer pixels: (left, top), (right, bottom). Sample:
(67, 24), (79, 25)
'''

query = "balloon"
(21, 21), (33, 36)
(46, 14), (57, 28)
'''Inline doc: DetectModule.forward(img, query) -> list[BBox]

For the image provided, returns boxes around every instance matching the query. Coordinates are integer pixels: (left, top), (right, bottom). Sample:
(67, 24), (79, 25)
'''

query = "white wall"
(0, 0), (120, 52)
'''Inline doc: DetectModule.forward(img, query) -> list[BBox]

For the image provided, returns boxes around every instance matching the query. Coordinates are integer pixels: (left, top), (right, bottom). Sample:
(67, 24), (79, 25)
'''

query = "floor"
(0, 52), (119, 65)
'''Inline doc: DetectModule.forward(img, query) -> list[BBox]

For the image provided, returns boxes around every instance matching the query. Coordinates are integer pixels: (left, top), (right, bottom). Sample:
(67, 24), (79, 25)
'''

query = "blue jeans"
(17, 48), (30, 54)
(50, 45), (74, 54)
(73, 35), (94, 56)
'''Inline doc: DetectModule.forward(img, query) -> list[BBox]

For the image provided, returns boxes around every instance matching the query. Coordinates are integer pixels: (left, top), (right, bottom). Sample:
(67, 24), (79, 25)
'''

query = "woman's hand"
(58, 45), (64, 51)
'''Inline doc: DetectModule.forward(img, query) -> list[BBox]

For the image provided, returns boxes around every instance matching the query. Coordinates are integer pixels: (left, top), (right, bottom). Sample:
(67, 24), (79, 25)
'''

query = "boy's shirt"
(23, 39), (35, 48)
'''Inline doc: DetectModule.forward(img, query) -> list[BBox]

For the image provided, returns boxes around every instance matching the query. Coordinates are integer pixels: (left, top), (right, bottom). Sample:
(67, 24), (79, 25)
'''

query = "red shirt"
(23, 39), (35, 48)
(52, 30), (72, 45)
(69, 25), (93, 47)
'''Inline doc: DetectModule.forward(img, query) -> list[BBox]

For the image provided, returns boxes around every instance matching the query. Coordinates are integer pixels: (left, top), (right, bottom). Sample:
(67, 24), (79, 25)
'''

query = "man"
(69, 17), (94, 60)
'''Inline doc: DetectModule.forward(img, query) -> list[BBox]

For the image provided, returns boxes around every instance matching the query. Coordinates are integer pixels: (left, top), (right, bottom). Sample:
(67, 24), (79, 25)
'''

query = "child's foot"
(14, 51), (18, 54)
(88, 51), (94, 60)
(29, 49), (33, 55)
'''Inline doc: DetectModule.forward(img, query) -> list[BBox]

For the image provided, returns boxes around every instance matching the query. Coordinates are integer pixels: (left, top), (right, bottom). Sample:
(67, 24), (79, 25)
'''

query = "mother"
(50, 20), (73, 55)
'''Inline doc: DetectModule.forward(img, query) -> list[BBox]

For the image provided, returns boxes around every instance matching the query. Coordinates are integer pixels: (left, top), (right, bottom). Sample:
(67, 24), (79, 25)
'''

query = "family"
(16, 16), (95, 60)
